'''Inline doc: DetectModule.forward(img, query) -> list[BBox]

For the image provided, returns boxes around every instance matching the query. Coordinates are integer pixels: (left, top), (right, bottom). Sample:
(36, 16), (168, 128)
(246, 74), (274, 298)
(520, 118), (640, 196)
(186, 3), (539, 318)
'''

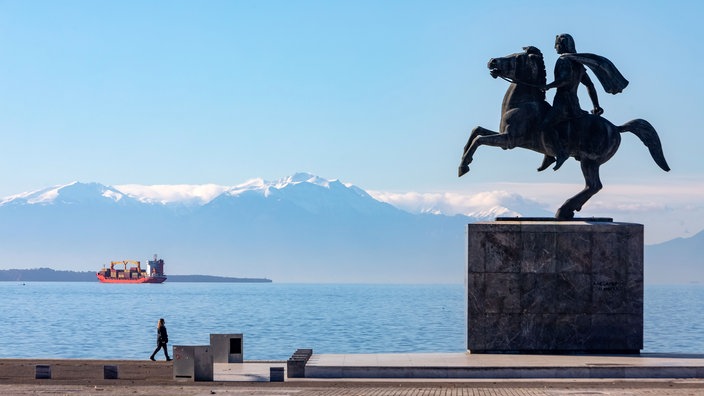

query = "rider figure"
(539, 34), (604, 172)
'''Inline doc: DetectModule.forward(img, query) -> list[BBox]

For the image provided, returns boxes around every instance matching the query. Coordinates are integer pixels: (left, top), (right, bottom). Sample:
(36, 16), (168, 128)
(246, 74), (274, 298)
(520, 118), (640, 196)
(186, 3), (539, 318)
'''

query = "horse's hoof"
(537, 156), (556, 172)
(555, 208), (574, 220)
(553, 154), (569, 171)
(458, 165), (470, 177)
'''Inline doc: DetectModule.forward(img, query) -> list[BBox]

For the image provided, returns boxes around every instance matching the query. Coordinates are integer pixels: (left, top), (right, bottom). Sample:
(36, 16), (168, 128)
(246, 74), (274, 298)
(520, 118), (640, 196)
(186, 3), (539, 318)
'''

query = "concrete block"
(287, 348), (312, 378)
(210, 333), (243, 363)
(270, 366), (284, 382)
(173, 345), (213, 381)
(103, 365), (118, 379)
(35, 365), (51, 379)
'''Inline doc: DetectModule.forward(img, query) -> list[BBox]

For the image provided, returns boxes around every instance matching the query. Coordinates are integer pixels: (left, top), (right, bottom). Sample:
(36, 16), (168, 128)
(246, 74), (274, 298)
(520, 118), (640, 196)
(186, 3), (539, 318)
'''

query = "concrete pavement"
(2, 353), (704, 395)
(303, 352), (704, 379)
(1, 380), (704, 395)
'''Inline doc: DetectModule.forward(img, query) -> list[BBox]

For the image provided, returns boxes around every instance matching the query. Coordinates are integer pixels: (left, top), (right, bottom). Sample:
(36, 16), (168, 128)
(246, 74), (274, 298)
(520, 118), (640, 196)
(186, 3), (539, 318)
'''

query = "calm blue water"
(0, 283), (701, 360)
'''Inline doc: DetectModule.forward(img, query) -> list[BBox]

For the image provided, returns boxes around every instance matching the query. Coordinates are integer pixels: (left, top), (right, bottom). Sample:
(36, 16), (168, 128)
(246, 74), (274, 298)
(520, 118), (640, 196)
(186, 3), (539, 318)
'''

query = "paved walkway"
(2, 354), (703, 395)
(304, 352), (704, 379)
(1, 380), (704, 395)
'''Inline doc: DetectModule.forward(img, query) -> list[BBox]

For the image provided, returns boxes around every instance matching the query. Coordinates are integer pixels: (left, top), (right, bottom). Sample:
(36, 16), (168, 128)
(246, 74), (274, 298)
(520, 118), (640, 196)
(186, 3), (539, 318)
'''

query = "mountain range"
(0, 172), (700, 283)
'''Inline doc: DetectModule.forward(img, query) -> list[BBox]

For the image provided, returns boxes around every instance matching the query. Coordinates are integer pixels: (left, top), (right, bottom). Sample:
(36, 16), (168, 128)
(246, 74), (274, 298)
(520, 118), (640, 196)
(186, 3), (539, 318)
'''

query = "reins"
(499, 75), (545, 90)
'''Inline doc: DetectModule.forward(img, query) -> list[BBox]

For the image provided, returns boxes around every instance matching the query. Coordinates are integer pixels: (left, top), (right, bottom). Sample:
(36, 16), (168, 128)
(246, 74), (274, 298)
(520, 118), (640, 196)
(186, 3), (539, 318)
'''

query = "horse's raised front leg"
(555, 160), (603, 219)
(458, 126), (501, 177)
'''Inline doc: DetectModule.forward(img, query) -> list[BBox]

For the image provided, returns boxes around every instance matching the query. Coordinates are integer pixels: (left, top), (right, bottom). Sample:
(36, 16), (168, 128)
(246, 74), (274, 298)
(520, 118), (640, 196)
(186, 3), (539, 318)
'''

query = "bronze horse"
(458, 46), (670, 219)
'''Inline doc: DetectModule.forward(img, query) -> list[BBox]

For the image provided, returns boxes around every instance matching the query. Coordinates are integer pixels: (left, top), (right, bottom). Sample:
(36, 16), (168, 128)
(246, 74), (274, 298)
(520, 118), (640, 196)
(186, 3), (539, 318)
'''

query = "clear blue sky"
(0, 0), (701, 200)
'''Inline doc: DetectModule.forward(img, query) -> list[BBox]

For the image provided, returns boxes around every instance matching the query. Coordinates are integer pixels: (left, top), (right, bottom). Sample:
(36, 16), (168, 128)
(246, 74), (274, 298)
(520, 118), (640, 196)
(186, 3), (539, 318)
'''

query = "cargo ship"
(96, 254), (167, 283)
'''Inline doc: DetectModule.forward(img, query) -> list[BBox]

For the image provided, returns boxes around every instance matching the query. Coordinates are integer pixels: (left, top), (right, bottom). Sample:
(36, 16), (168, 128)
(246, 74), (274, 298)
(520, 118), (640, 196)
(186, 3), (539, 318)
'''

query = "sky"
(0, 0), (702, 243)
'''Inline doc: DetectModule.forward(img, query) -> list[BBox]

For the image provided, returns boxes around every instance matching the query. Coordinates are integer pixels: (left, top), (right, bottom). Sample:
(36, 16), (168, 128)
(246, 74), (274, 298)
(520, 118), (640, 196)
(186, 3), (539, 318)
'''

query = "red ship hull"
(96, 274), (166, 283)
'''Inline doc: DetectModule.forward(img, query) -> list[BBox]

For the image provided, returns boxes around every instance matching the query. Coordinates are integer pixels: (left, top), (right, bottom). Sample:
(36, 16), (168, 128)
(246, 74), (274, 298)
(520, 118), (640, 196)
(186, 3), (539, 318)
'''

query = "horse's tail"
(618, 119), (671, 172)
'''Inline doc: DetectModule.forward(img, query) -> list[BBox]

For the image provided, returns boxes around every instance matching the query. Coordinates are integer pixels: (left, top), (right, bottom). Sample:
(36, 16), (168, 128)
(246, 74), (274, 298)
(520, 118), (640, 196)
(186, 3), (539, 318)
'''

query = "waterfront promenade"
(1, 380), (703, 395)
(1, 355), (703, 395)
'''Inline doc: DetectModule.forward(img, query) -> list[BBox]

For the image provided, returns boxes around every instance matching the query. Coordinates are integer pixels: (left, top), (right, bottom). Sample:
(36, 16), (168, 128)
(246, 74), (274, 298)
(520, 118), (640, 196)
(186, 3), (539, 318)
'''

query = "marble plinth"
(466, 220), (643, 353)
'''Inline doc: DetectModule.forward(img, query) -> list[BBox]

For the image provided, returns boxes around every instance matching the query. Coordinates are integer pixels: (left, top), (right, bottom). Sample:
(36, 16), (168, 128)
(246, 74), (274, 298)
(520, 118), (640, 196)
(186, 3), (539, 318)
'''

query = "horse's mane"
(523, 46), (546, 100)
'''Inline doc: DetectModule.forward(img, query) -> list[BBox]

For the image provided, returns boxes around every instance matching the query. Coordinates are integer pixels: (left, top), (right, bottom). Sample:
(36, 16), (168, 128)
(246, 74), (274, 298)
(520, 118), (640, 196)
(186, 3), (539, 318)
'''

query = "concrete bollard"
(103, 365), (119, 379)
(35, 365), (51, 379)
(270, 367), (284, 382)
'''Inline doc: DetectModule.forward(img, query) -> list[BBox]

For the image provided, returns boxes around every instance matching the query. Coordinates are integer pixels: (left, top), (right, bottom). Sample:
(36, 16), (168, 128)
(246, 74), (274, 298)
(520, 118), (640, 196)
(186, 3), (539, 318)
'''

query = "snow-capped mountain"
(0, 181), (135, 206)
(2, 173), (544, 219)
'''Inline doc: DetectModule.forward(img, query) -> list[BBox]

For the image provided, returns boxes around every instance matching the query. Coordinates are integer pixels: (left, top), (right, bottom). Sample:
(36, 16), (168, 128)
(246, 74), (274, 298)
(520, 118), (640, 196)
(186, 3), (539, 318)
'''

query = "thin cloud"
(115, 184), (230, 205)
(370, 180), (704, 244)
(368, 190), (550, 217)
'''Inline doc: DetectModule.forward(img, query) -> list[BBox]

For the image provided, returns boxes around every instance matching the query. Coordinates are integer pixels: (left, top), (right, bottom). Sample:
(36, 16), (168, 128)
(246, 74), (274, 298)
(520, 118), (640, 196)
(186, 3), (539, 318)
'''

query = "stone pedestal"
(466, 220), (643, 353)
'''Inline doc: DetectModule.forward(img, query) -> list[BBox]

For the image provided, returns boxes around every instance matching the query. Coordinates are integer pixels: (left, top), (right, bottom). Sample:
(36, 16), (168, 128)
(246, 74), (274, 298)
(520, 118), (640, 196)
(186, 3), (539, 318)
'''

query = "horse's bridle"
(493, 54), (545, 89)
(498, 75), (545, 90)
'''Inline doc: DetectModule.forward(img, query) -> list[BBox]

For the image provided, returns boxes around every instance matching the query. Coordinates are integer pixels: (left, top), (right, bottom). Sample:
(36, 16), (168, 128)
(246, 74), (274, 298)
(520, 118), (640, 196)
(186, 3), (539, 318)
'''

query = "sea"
(0, 283), (701, 360)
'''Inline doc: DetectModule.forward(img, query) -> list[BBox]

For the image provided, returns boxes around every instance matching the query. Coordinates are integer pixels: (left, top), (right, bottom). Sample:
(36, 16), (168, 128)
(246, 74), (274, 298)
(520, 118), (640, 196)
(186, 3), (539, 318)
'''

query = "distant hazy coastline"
(0, 268), (272, 283)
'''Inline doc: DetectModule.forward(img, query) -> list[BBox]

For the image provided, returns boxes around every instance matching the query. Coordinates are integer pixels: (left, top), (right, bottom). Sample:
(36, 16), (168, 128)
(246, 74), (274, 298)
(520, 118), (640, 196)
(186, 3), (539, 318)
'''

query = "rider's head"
(555, 34), (576, 54)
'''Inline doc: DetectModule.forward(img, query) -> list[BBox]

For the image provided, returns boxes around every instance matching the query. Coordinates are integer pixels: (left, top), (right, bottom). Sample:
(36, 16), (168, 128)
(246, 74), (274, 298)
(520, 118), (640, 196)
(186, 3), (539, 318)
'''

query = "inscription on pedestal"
(466, 220), (643, 353)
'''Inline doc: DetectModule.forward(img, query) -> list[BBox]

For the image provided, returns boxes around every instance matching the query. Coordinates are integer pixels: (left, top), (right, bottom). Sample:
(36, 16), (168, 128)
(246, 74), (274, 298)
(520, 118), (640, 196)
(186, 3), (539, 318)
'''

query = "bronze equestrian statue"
(458, 36), (670, 220)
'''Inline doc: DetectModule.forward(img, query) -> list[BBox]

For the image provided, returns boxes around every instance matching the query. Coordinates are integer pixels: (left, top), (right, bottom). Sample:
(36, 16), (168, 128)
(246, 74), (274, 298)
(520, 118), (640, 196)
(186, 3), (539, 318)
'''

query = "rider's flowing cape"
(562, 53), (629, 94)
